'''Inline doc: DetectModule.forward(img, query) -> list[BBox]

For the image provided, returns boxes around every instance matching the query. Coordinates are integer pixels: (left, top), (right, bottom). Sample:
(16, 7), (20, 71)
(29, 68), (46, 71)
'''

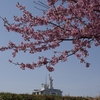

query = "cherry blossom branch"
(94, 9), (100, 12)
(0, 0), (99, 71)
(8, 38), (94, 71)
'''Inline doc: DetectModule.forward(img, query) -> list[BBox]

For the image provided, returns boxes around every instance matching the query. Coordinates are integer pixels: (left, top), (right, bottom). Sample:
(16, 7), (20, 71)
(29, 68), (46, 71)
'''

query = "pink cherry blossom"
(46, 66), (54, 72)
(20, 63), (25, 70)
(86, 63), (90, 68)
(0, 0), (100, 71)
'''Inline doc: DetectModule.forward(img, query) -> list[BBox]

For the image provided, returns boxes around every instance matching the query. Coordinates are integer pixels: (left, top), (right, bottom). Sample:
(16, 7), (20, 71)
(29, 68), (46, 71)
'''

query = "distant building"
(33, 74), (62, 96)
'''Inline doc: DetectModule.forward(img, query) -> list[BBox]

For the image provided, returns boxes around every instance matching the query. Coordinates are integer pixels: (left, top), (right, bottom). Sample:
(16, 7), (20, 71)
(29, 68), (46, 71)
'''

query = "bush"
(0, 92), (93, 100)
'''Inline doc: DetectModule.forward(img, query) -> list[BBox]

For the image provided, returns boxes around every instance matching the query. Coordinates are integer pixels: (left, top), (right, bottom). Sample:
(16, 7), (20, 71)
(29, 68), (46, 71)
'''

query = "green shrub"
(0, 92), (93, 100)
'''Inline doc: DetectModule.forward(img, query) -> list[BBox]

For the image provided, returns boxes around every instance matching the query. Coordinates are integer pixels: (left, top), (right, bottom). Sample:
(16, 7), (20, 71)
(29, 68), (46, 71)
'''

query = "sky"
(0, 0), (100, 97)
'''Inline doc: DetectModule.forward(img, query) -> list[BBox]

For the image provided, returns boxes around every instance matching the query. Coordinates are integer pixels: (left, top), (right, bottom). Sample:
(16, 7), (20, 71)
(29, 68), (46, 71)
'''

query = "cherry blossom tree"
(0, 0), (100, 71)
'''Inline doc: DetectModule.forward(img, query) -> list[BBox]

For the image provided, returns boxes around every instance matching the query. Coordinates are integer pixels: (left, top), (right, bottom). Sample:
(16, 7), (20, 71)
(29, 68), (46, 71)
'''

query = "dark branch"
(38, 1), (50, 9)
(48, 21), (71, 32)
(33, 1), (49, 9)
(93, 9), (100, 12)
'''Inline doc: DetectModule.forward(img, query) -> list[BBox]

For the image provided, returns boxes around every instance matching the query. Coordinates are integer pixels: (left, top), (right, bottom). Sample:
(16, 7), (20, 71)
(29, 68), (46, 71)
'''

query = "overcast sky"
(0, 0), (100, 97)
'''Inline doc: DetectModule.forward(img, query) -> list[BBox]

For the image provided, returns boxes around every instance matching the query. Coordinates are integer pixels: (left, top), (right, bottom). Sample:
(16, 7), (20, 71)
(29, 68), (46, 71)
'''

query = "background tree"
(0, 0), (100, 71)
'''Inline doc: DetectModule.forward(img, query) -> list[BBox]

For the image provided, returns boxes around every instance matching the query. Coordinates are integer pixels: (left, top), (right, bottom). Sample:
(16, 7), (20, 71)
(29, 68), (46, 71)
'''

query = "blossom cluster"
(0, 0), (100, 71)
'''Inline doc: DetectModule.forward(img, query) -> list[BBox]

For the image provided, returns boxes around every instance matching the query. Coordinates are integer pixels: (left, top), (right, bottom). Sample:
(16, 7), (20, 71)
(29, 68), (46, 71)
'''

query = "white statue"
(49, 74), (53, 89)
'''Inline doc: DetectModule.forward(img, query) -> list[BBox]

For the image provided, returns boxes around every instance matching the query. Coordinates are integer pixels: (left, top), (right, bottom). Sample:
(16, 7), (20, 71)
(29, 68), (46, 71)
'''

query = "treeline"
(0, 92), (93, 100)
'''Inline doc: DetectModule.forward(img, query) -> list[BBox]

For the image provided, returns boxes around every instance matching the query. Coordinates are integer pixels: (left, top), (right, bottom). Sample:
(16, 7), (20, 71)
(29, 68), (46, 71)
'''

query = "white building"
(33, 75), (62, 96)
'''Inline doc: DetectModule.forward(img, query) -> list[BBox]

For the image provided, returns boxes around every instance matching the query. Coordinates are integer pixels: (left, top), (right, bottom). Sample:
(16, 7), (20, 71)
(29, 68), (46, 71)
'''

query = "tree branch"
(93, 9), (100, 12)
